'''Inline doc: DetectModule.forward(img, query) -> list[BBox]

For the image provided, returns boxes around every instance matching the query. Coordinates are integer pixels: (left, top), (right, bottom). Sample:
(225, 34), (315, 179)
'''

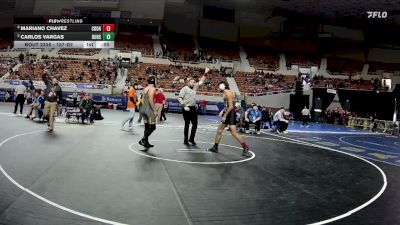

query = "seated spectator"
(79, 94), (94, 124)
(244, 104), (262, 134)
(91, 105), (104, 121)
(72, 90), (78, 108)
(272, 108), (289, 134)
(25, 89), (44, 120)
(261, 107), (272, 129)
(33, 90), (45, 121)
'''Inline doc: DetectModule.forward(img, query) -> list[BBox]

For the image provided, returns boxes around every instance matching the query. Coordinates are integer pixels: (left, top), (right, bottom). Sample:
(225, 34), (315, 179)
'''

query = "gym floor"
(0, 103), (398, 225)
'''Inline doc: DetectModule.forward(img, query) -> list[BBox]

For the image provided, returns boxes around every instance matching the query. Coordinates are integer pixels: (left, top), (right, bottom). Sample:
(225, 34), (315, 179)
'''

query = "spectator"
(33, 89), (45, 121)
(42, 75), (60, 132)
(25, 89), (41, 119)
(154, 88), (166, 123)
(301, 106), (311, 127)
(272, 108), (289, 134)
(27, 79), (35, 104)
(72, 90), (78, 108)
(13, 81), (27, 115)
(51, 78), (63, 116)
(261, 107), (272, 129)
(160, 100), (168, 122)
(200, 99), (208, 115)
(80, 94), (94, 124)
(244, 104), (262, 134)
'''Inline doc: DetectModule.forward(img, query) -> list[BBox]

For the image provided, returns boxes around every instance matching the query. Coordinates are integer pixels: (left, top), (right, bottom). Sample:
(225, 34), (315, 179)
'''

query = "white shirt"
(301, 108), (310, 116)
(179, 84), (200, 107)
(15, 84), (26, 95)
(273, 110), (285, 122)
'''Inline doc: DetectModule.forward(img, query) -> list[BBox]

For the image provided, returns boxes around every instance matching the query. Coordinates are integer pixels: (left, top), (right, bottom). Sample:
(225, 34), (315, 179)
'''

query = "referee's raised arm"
(197, 67), (210, 87)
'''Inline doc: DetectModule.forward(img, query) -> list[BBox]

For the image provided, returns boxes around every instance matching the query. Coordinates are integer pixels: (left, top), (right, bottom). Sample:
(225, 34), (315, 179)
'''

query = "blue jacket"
(247, 109), (262, 121)
(38, 96), (45, 110)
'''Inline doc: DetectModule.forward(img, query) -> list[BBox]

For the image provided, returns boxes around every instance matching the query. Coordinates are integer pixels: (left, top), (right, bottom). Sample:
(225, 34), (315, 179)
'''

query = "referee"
(13, 81), (27, 115)
(178, 67), (209, 145)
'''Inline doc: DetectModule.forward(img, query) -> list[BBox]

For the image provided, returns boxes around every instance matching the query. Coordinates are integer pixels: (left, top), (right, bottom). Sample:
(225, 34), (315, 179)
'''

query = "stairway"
(1, 63), (22, 80)
(193, 37), (200, 50)
(239, 46), (250, 67)
(115, 68), (128, 88)
(152, 35), (162, 56)
(279, 54), (286, 71)
(362, 64), (369, 76)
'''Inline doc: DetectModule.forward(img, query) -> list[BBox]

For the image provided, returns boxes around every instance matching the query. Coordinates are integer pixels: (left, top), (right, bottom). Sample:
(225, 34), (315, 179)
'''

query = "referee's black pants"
(14, 94), (25, 114)
(302, 115), (309, 126)
(182, 106), (198, 142)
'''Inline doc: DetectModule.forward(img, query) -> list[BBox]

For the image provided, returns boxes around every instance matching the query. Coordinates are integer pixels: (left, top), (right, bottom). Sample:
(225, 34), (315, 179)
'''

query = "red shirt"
(154, 93), (165, 104)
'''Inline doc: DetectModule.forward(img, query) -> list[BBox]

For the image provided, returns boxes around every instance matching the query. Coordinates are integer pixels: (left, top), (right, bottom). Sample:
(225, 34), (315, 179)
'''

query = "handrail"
(254, 67), (279, 72)
(347, 116), (398, 134)
(243, 89), (295, 96)
(163, 88), (223, 97)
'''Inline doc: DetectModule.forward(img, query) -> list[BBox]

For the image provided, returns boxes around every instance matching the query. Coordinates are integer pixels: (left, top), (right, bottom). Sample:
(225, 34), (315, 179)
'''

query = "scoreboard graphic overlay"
(14, 18), (115, 49)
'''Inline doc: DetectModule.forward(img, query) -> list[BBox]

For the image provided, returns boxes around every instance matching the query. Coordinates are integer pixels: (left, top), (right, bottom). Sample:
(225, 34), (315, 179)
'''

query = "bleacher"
(115, 32), (154, 56)
(327, 58), (364, 74)
(58, 49), (101, 56)
(160, 34), (196, 62)
(0, 57), (18, 76)
(368, 62), (400, 73)
(0, 39), (13, 50)
(14, 59), (115, 84)
(246, 47), (279, 70)
(312, 76), (381, 91)
(0, 28), (13, 50)
(199, 38), (240, 61)
(235, 72), (296, 94)
(285, 53), (320, 67)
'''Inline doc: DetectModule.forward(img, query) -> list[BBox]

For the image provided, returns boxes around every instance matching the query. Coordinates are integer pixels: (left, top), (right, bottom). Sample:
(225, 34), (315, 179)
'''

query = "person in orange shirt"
(121, 83), (137, 131)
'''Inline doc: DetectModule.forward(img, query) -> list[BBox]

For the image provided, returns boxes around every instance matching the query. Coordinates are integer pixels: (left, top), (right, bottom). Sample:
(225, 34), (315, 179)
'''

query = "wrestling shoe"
(242, 146), (251, 157)
(147, 142), (154, 148)
(139, 139), (150, 149)
(207, 146), (219, 153)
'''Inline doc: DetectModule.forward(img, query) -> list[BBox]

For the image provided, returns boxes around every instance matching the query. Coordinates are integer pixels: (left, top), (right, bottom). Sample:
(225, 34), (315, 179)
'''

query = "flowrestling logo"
(367, 11), (388, 18)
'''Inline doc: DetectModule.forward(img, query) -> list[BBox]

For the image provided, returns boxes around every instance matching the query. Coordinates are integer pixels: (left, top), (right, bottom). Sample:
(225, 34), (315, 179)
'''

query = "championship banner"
(0, 89), (14, 101)
(8, 80), (107, 90)
(59, 82), (77, 89)
(9, 80), (19, 85)
(167, 99), (183, 113)
(94, 84), (106, 89)
(93, 95), (127, 107)
(32, 81), (45, 87)
(75, 83), (94, 89)
(166, 99), (225, 115)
